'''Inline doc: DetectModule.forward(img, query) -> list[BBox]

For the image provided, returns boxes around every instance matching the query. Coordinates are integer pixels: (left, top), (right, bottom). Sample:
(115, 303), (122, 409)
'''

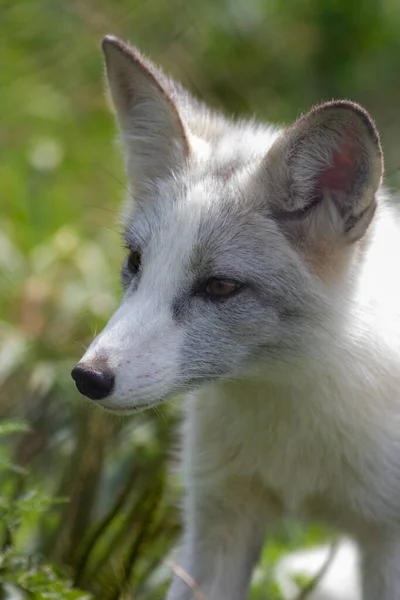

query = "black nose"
(71, 364), (115, 400)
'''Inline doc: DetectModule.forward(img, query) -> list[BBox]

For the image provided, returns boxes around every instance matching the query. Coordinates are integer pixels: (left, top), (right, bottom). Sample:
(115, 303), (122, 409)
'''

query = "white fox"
(72, 35), (400, 600)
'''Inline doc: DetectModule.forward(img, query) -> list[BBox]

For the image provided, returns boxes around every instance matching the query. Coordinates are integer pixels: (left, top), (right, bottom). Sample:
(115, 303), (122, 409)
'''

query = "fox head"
(71, 35), (383, 413)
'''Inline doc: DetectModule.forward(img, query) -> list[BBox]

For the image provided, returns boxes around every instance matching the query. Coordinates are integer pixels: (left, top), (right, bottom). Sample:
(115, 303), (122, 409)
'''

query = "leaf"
(0, 421), (30, 437)
(0, 459), (28, 475)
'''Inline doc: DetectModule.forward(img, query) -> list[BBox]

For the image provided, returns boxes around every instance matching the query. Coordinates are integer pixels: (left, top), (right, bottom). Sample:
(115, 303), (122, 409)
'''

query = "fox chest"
(221, 411), (335, 509)
(188, 396), (367, 514)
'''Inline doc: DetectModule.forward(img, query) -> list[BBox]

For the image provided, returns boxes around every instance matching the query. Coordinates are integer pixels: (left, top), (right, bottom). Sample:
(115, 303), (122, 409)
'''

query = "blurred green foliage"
(1, 0), (400, 597)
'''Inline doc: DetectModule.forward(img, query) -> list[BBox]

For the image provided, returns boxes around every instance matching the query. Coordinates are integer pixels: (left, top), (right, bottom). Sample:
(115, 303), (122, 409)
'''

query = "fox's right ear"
(101, 35), (190, 194)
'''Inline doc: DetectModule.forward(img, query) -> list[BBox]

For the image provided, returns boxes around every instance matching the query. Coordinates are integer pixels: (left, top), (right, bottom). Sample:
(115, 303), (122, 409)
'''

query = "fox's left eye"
(127, 250), (141, 274)
(197, 278), (243, 301)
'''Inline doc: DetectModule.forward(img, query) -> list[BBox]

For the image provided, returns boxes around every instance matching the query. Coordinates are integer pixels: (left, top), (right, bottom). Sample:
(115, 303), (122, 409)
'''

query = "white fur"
(170, 204), (400, 599)
(75, 37), (400, 599)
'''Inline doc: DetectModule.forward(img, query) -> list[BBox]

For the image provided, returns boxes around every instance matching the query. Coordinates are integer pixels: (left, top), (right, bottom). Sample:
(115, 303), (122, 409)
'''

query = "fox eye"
(127, 250), (141, 274)
(198, 278), (243, 301)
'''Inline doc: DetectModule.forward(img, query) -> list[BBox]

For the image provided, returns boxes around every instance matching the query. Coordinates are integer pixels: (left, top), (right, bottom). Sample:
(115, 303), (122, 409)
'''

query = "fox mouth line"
(99, 399), (163, 414)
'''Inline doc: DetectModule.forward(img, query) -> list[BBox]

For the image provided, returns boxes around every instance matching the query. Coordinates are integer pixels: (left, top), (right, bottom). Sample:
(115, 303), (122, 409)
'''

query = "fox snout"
(70, 299), (184, 413)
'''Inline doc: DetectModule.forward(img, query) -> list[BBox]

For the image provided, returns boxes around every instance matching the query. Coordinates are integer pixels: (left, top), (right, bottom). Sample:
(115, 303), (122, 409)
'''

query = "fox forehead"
(122, 173), (289, 280)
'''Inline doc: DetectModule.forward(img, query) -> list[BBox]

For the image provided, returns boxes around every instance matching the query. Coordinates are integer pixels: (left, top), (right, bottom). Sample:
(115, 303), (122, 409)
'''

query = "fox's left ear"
(101, 35), (190, 194)
(262, 101), (383, 244)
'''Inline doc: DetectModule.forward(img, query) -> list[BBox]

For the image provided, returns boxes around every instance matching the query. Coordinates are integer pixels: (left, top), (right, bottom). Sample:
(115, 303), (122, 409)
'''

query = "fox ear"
(263, 101), (383, 245)
(101, 35), (190, 193)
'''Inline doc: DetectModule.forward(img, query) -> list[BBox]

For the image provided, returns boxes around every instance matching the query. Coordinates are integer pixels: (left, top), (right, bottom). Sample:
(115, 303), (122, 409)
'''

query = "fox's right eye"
(127, 250), (141, 274)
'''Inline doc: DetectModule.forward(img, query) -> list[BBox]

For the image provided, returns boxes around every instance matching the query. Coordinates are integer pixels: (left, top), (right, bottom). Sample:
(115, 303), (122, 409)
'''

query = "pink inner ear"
(318, 137), (357, 192)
